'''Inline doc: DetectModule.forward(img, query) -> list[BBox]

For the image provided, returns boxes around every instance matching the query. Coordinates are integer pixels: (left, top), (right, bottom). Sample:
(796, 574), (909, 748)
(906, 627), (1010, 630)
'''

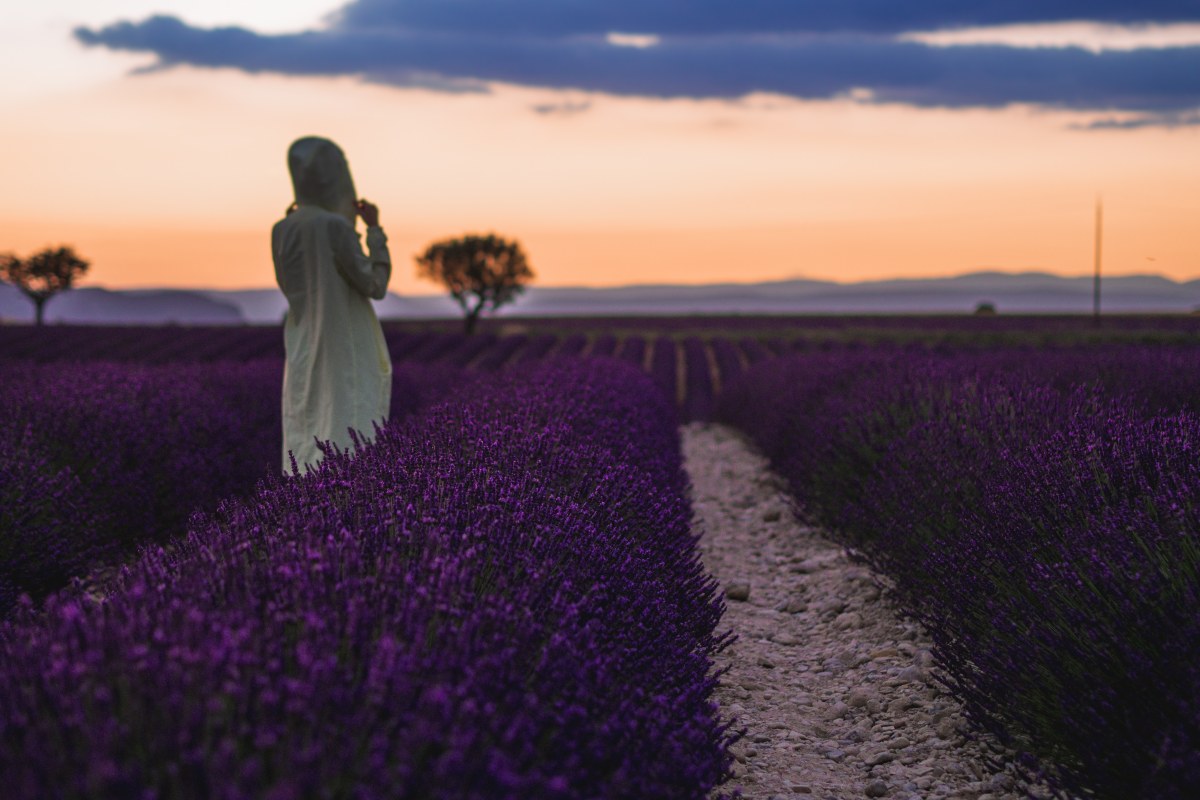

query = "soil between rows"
(684, 422), (1054, 800)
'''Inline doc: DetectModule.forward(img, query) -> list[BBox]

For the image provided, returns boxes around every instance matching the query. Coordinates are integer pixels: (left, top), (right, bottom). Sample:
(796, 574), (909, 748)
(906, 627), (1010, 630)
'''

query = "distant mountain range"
(2, 271), (1199, 325)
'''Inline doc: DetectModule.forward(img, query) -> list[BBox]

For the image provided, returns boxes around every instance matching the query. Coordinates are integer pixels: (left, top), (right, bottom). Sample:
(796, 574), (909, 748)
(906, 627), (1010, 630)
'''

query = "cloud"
(328, 1), (1200, 37)
(531, 100), (593, 116)
(1078, 110), (1200, 129)
(73, 3), (1200, 119)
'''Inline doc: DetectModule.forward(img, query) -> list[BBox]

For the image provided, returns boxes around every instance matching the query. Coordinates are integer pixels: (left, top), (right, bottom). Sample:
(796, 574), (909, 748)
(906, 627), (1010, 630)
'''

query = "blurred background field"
(7, 312), (1200, 360)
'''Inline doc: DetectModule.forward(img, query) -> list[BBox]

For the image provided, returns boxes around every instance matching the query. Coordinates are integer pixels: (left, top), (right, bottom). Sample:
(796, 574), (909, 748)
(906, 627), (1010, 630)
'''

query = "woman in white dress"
(272, 136), (393, 473)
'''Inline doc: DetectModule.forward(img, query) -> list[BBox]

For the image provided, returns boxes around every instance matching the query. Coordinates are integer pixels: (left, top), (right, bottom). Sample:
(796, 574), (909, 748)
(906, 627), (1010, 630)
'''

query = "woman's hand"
(356, 199), (380, 227)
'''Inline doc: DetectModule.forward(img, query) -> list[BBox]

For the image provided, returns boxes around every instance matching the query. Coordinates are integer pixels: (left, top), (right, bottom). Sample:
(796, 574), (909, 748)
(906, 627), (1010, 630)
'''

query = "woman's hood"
(287, 136), (358, 224)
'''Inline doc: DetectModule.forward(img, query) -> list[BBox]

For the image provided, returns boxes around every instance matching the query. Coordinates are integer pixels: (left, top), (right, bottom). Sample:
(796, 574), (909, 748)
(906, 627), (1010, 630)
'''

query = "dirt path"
(684, 422), (1046, 800)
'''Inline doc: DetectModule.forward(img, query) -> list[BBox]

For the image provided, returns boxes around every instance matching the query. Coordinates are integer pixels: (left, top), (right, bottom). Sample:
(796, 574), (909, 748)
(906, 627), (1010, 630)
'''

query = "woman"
(272, 136), (392, 473)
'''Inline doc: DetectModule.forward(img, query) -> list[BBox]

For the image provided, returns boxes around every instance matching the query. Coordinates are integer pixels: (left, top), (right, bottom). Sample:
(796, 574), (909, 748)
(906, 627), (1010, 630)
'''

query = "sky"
(1, 1), (1199, 293)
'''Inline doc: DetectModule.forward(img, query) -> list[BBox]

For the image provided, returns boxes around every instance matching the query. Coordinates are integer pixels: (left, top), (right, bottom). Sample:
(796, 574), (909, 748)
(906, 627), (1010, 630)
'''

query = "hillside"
(4, 271), (1199, 325)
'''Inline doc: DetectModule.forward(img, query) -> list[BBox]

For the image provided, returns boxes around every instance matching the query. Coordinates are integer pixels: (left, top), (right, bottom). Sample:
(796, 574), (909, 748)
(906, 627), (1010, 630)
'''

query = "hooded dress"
(272, 137), (392, 473)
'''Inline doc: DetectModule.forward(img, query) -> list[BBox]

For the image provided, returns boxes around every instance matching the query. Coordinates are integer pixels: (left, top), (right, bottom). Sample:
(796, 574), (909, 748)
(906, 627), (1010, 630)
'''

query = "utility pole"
(1093, 195), (1103, 326)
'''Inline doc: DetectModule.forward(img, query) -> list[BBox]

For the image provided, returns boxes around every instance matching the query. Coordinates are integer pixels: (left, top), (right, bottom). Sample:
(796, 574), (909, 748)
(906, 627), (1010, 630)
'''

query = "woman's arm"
(330, 215), (391, 300)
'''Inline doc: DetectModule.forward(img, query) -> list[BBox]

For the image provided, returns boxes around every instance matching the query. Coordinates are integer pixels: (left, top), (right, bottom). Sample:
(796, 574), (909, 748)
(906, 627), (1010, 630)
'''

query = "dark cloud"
(531, 100), (593, 116)
(73, 4), (1200, 120)
(1079, 110), (1200, 129)
(330, 1), (1200, 37)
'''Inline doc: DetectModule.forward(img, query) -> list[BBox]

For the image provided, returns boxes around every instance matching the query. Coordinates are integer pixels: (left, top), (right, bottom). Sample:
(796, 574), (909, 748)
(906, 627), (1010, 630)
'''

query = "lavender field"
(2, 317), (1200, 798)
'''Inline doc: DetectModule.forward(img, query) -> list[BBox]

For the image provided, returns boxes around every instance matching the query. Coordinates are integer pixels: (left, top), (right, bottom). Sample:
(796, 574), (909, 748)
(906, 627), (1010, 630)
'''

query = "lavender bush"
(0, 360), (464, 614)
(649, 338), (679, 411)
(589, 334), (618, 358)
(681, 337), (715, 422)
(616, 336), (647, 367)
(472, 334), (527, 370)
(408, 332), (467, 363)
(0, 358), (734, 799)
(0, 425), (98, 613)
(738, 337), (773, 365)
(932, 406), (1200, 799)
(552, 333), (588, 358)
(0, 361), (281, 612)
(513, 333), (558, 364)
(710, 338), (745, 387)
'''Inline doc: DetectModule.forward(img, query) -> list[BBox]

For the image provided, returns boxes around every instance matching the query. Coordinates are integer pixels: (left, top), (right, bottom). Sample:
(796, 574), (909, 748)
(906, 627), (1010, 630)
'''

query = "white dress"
(272, 204), (392, 473)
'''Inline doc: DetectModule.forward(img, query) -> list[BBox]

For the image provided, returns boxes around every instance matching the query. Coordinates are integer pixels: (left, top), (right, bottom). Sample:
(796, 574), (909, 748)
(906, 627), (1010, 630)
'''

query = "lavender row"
(616, 335), (647, 367)
(552, 333), (589, 358)
(681, 337), (715, 423)
(512, 333), (557, 364)
(589, 333), (618, 357)
(710, 337), (746, 384)
(1, 358), (733, 798)
(0, 360), (464, 614)
(718, 346), (1200, 799)
(649, 337), (679, 409)
(472, 334), (527, 370)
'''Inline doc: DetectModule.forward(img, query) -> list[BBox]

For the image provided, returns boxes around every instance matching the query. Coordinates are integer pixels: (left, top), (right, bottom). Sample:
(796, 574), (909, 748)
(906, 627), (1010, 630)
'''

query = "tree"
(973, 301), (997, 316)
(415, 234), (534, 334)
(0, 246), (90, 326)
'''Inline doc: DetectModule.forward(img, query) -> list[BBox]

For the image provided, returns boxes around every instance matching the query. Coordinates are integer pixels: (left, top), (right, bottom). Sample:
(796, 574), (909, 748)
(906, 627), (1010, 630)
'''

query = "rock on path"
(684, 423), (1044, 800)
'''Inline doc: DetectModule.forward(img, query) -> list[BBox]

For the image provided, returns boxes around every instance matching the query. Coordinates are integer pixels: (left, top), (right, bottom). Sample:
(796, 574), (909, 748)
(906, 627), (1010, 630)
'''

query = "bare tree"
(0, 246), (90, 325)
(415, 234), (534, 334)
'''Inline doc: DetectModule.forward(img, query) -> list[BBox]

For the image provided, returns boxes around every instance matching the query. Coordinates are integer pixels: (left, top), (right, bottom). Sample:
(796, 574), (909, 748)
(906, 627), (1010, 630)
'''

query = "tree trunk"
(34, 297), (46, 326)
(464, 299), (485, 335)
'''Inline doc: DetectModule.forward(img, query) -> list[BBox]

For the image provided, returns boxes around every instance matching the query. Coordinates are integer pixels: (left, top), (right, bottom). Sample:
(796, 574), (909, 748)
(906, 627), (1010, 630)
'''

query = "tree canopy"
(0, 245), (90, 325)
(415, 234), (534, 334)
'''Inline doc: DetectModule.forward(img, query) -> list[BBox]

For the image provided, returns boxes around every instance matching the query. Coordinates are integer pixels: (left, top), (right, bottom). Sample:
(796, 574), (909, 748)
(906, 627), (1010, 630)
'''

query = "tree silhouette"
(0, 246), (90, 326)
(415, 234), (534, 334)
(973, 301), (997, 315)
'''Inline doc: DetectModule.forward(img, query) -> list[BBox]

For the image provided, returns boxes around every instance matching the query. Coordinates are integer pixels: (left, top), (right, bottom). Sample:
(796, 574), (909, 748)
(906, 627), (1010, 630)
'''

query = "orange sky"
(2, 12), (1198, 292)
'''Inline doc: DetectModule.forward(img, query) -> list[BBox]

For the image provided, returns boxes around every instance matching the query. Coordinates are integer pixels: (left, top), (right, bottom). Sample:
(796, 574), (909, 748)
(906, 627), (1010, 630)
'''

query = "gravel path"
(684, 423), (1045, 800)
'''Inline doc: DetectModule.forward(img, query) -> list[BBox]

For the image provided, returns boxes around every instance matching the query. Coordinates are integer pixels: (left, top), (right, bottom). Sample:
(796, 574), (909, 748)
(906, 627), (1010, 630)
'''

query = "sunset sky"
(2, 1), (1199, 293)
